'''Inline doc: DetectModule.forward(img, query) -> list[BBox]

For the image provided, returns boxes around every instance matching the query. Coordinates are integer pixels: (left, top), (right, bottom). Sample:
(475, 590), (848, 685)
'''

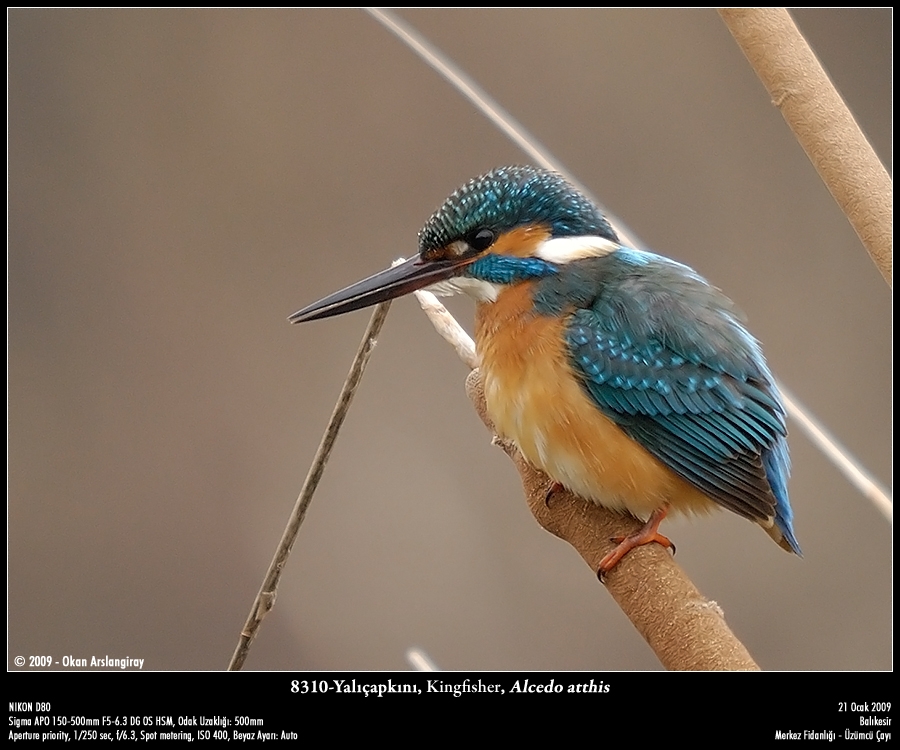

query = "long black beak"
(289, 254), (471, 323)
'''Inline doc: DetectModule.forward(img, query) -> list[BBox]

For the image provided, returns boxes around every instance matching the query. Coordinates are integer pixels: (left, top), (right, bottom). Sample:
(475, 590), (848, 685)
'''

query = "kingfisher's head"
(289, 165), (621, 323)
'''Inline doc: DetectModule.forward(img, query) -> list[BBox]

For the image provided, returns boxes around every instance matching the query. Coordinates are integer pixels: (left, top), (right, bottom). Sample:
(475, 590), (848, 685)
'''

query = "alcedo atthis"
(290, 165), (801, 576)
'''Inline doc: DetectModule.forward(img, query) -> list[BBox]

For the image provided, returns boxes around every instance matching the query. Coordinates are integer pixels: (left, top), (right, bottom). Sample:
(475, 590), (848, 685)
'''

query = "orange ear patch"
(489, 225), (552, 258)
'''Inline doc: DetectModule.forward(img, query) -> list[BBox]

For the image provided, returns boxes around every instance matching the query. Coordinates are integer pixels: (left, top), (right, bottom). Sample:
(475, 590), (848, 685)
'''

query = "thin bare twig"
(228, 302), (392, 671)
(414, 290), (478, 369)
(406, 647), (440, 671)
(363, 7), (641, 250)
(779, 384), (892, 522)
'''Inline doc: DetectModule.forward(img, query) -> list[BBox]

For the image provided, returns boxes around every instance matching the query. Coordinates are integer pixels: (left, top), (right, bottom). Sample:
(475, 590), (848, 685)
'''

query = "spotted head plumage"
(417, 165), (619, 256)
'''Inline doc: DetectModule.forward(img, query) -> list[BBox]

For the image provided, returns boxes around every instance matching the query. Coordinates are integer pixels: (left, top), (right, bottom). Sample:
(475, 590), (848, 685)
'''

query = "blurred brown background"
(9, 9), (891, 671)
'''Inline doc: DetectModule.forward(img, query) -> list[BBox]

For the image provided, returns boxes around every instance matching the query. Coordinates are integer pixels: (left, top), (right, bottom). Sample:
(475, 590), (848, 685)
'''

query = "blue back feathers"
(536, 249), (800, 553)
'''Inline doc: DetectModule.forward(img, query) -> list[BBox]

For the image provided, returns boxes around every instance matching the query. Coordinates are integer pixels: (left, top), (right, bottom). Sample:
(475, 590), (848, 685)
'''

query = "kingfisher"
(289, 165), (801, 576)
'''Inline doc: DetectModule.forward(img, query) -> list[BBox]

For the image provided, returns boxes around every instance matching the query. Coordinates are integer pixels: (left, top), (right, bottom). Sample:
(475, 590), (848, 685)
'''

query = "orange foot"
(597, 506), (675, 582)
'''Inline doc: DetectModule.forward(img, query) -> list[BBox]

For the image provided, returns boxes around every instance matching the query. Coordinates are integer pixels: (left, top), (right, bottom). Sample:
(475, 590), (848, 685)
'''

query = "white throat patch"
(426, 276), (501, 302)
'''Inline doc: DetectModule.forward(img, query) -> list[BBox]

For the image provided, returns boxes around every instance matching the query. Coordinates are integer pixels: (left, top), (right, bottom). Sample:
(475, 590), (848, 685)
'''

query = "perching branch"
(718, 8), (892, 288)
(415, 291), (759, 671)
(228, 302), (392, 671)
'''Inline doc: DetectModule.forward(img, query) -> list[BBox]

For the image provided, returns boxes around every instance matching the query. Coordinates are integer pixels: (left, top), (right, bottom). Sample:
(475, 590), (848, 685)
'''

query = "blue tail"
(763, 436), (802, 555)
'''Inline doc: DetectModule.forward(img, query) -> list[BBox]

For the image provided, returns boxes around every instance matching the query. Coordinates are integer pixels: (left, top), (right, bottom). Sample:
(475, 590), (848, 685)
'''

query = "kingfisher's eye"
(467, 228), (496, 252)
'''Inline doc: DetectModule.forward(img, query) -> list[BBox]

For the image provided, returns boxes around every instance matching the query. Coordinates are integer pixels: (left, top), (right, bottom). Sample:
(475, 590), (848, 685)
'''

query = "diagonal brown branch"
(719, 8), (892, 287)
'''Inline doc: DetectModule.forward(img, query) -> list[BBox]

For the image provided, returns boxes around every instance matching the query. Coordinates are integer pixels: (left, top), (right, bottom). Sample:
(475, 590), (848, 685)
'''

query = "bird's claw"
(544, 481), (564, 507)
(608, 535), (675, 557)
(596, 507), (674, 583)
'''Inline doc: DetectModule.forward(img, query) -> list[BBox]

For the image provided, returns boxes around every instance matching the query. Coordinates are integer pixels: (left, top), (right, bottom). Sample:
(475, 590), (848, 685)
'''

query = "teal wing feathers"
(534, 250), (799, 552)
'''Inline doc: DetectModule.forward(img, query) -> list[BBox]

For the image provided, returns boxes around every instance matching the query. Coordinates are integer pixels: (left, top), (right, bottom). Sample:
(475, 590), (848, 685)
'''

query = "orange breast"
(475, 283), (716, 520)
